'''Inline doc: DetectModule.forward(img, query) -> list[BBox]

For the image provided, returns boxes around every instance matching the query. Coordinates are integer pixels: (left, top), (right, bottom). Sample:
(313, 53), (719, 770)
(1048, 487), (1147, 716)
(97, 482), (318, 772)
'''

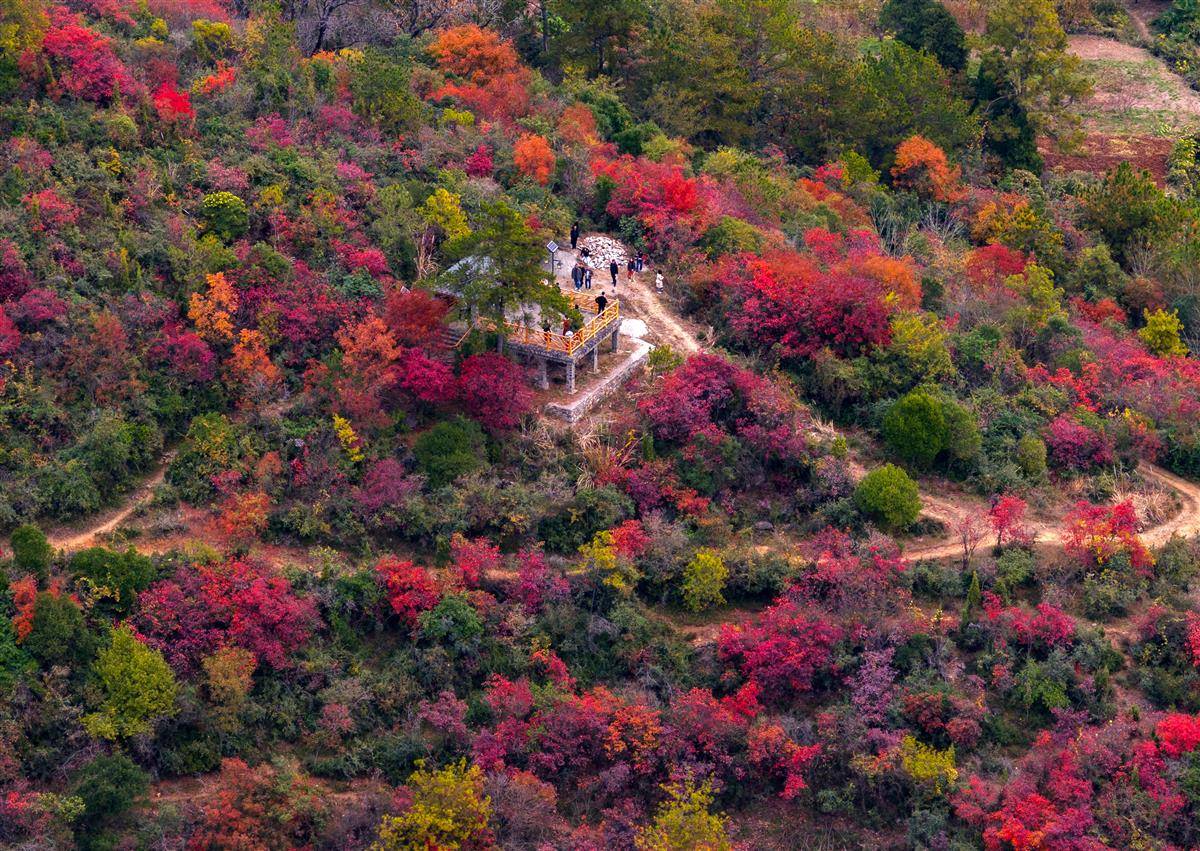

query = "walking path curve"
(568, 233), (1200, 561)
(45, 455), (173, 553)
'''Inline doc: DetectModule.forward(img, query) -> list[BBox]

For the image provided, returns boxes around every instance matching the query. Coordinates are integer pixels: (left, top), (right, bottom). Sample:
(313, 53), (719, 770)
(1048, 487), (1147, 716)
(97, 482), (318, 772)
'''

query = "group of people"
(568, 222), (653, 293)
(548, 224), (665, 342)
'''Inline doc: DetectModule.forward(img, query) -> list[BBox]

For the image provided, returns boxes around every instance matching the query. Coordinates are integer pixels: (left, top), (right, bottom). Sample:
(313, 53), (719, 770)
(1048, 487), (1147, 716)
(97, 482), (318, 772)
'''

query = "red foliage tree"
(352, 458), (421, 522)
(609, 520), (649, 560)
(636, 353), (808, 465)
(722, 248), (893, 360)
(427, 25), (523, 83)
(0, 240), (32, 302)
(512, 547), (569, 611)
(427, 25), (531, 123)
(152, 80), (195, 123)
(42, 15), (136, 103)
(989, 495), (1032, 548)
(383, 289), (449, 349)
(591, 155), (712, 254)
(450, 534), (500, 587)
(983, 595), (1076, 651)
(718, 600), (843, 703)
(965, 243), (1028, 290)
(465, 144), (494, 177)
(458, 352), (532, 432)
(795, 528), (909, 615)
(374, 558), (441, 629)
(392, 346), (457, 405)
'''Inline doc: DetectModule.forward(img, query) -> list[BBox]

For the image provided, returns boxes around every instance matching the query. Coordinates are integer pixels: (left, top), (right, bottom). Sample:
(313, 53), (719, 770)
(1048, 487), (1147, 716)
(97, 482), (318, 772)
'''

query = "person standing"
(595, 292), (608, 314)
(609, 259), (619, 287)
(570, 221), (580, 249)
(636, 252), (645, 272)
(655, 272), (664, 293)
(584, 267), (593, 290)
(571, 263), (583, 291)
(627, 255), (636, 283)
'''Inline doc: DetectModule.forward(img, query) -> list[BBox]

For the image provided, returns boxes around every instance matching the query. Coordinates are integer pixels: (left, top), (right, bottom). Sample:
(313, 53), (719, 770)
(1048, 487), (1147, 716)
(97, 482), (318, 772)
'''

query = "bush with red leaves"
(954, 715), (1200, 849)
(458, 352), (532, 432)
(637, 353), (808, 466)
(718, 599), (844, 703)
(1061, 500), (1154, 576)
(982, 594), (1077, 652)
(188, 758), (329, 850)
(374, 557), (441, 629)
(135, 559), (319, 674)
(1044, 415), (1114, 471)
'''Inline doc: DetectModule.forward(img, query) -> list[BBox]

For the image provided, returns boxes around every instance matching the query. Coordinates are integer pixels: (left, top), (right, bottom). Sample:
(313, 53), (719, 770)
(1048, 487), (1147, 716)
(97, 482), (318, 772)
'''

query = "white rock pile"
(577, 235), (629, 268)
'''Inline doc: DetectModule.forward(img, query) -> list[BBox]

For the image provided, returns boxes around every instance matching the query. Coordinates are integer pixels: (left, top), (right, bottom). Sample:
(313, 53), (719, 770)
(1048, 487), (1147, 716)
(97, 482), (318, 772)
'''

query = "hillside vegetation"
(6, 0), (1200, 848)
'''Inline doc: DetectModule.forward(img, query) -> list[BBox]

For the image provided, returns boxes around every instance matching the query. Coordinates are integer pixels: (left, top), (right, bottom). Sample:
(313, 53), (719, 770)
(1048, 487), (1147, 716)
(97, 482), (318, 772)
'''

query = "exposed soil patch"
(1041, 32), (1200, 180)
(1070, 34), (1200, 128)
(1042, 133), (1175, 181)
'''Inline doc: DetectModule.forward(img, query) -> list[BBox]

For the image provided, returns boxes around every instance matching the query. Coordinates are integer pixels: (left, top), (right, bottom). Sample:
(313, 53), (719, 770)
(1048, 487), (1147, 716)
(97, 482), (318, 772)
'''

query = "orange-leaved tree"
(891, 135), (963, 202)
(514, 134), (555, 185)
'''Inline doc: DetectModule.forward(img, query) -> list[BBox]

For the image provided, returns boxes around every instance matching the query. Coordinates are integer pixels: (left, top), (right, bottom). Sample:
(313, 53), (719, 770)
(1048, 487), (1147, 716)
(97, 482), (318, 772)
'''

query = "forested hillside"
(5, 0), (1200, 848)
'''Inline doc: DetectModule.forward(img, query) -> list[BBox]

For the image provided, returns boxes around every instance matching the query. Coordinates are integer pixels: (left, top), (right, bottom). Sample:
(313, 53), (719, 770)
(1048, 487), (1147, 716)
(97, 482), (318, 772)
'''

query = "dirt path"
(1137, 462), (1200, 545)
(566, 233), (1200, 564)
(902, 461), (1200, 562)
(46, 455), (172, 553)
(562, 235), (705, 355)
(1126, 0), (1170, 41)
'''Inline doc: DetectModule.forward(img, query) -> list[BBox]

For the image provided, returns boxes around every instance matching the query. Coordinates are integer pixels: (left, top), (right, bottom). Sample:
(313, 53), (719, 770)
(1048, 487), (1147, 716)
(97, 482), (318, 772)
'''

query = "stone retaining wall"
(545, 340), (652, 423)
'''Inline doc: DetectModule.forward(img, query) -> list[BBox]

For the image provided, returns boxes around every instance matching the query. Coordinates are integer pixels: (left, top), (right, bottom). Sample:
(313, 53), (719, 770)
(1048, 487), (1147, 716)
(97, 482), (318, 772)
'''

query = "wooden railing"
(471, 300), (620, 355)
(451, 293), (620, 355)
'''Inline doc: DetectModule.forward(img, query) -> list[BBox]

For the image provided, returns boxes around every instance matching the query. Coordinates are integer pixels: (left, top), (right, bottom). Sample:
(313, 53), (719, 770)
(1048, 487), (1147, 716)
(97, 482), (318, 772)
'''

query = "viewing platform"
(445, 291), (623, 393)
(494, 292), (622, 393)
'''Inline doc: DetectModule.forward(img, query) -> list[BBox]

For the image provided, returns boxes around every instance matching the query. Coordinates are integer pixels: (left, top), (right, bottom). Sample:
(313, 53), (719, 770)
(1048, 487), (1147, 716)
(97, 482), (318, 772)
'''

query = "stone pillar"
(537, 357), (549, 390)
(610, 327), (620, 352)
(565, 360), (576, 394)
(592, 345), (599, 374)
(496, 334), (504, 354)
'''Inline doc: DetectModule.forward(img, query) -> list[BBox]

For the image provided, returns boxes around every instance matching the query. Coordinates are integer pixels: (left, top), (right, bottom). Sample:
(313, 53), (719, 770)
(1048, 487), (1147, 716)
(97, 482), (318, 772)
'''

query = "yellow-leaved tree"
(372, 760), (492, 850)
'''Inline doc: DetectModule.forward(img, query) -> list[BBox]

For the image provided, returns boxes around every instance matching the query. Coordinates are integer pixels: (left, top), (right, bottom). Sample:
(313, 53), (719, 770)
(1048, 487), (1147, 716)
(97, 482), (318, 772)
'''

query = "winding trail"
(573, 232), (1200, 562)
(901, 461), (1200, 562)
(54, 235), (1200, 566)
(45, 454), (173, 553)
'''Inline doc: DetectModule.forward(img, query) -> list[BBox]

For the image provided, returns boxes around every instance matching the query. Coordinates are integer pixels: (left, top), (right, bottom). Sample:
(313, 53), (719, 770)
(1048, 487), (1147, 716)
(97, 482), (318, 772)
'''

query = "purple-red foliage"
(637, 353), (808, 465)
(457, 352), (533, 432)
(1044, 414), (1114, 470)
(718, 600), (844, 703)
(135, 559), (319, 674)
(352, 458), (421, 521)
(512, 547), (569, 611)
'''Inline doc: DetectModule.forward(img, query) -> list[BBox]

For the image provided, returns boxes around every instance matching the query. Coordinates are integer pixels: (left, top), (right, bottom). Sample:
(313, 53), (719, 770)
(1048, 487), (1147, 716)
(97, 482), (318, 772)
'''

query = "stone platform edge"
(544, 339), (653, 423)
